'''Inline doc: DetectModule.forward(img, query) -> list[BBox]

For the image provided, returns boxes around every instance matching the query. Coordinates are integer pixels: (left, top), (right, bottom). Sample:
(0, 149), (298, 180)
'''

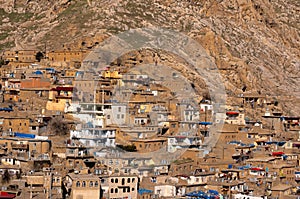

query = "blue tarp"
(199, 122), (212, 125)
(0, 107), (13, 112)
(34, 70), (43, 75)
(185, 190), (206, 197)
(14, 132), (35, 139)
(265, 141), (286, 146)
(237, 164), (251, 170)
(208, 190), (219, 195)
(228, 140), (242, 145)
(138, 189), (152, 195)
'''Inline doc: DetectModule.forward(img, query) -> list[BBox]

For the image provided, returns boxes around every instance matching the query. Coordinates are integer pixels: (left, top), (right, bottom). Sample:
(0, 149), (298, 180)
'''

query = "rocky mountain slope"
(0, 0), (299, 115)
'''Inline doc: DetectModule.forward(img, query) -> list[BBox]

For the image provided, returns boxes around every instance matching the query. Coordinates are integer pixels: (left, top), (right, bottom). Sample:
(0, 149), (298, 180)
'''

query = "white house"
(154, 184), (176, 198)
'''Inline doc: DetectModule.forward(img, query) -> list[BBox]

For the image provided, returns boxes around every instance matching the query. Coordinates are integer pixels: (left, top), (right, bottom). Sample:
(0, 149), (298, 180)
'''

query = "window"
(89, 181), (93, 187)
(132, 178), (135, 183)
(111, 178), (114, 183)
(95, 181), (98, 187)
(115, 178), (118, 183)
(118, 107), (121, 112)
(122, 178), (125, 185)
(76, 181), (80, 187)
(132, 188), (135, 191)
(111, 188), (114, 193)
(115, 188), (118, 193)
(127, 178), (130, 183)
(82, 181), (86, 187)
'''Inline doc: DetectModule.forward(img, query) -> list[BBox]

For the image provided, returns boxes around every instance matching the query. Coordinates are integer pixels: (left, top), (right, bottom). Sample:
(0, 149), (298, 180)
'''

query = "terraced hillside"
(0, 0), (299, 114)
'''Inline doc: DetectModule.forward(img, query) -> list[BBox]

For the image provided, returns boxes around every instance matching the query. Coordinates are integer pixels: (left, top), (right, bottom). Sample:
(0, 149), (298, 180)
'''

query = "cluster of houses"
(0, 48), (299, 199)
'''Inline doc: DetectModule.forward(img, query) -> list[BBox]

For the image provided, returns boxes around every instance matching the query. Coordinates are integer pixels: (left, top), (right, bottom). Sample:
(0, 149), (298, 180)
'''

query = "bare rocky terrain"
(0, 0), (299, 115)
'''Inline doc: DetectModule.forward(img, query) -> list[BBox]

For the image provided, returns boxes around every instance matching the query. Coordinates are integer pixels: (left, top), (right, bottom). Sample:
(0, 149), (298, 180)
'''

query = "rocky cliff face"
(0, 0), (299, 114)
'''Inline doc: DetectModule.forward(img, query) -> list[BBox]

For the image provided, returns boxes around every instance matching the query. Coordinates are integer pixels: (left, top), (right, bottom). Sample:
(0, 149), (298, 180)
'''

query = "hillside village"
(0, 45), (299, 199)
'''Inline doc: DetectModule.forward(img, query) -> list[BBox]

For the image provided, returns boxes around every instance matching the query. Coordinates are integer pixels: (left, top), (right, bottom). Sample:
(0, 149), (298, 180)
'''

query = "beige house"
(108, 174), (138, 199)
(64, 173), (101, 199)
(271, 184), (292, 198)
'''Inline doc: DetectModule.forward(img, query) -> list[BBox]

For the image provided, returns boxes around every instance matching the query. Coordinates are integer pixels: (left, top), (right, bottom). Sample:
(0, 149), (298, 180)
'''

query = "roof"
(246, 157), (276, 162)
(271, 184), (292, 191)
(218, 124), (239, 133)
(51, 86), (73, 91)
(67, 173), (100, 180)
(130, 138), (167, 143)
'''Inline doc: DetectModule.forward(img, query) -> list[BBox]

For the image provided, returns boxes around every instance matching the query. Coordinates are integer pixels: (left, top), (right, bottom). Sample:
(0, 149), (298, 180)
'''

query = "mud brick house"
(1, 116), (30, 133)
(271, 164), (296, 184)
(64, 173), (101, 199)
(108, 174), (138, 199)
(47, 50), (88, 67)
(169, 158), (195, 176)
(3, 50), (38, 67)
(3, 78), (21, 102)
(19, 77), (50, 107)
(0, 136), (51, 162)
(65, 141), (94, 170)
(217, 124), (241, 143)
(131, 138), (167, 153)
(271, 184), (293, 198)
(46, 86), (74, 111)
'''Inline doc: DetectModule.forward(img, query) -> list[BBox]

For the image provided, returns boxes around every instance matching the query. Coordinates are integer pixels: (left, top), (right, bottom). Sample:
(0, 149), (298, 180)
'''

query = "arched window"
(95, 181), (98, 187)
(76, 181), (80, 187)
(89, 181), (93, 187)
(115, 188), (118, 193)
(127, 178), (130, 183)
(115, 178), (118, 183)
(122, 178), (125, 185)
(110, 188), (114, 193)
(111, 178), (114, 183)
(132, 178), (135, 183)
(82, 181), (86, 187)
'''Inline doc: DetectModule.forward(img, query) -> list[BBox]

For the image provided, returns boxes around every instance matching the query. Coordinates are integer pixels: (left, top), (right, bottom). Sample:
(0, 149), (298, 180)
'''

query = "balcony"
(66, 150), (93, 158)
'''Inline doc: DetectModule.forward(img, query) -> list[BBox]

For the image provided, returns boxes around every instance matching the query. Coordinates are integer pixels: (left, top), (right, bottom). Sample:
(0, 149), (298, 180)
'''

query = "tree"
(2, 169), (11, 184)
(0, 59), (4, 67)
(48, 117), (70, 136)
(35, 51), (44, 62)
(16, 169), (22, 179)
